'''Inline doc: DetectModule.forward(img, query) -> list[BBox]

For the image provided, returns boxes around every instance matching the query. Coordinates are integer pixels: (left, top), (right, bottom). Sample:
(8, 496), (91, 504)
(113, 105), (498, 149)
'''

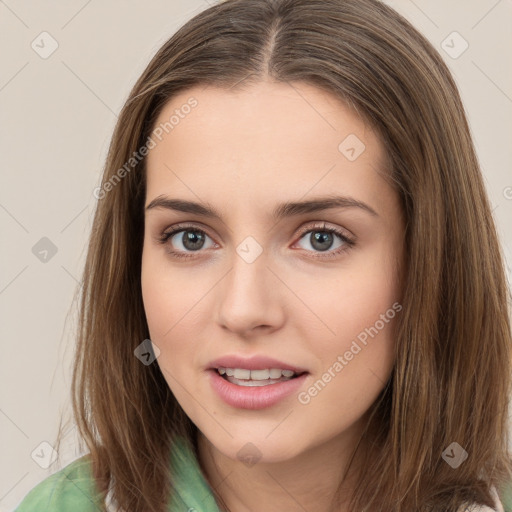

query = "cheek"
(141, 247), (204, 340)
(299, 275), (398, 425)
(309, 255), (400, 340)
(140, 247), (213, 390)
(141, 250), (172, 340)
(140, 258), (199, 401)
(301, 246), (400, 381)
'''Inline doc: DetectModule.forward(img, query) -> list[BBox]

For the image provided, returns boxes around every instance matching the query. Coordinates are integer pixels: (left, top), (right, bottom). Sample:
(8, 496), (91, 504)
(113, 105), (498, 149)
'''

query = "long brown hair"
(53, 0), (512, 510)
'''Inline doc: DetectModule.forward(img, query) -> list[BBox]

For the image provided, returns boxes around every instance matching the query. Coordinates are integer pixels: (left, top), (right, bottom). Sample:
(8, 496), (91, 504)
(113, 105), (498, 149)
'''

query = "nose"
(215, 248), (286, 337)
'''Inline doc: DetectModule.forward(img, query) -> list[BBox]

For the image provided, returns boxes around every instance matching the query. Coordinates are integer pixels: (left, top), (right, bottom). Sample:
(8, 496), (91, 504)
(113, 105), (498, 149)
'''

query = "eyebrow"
(145, 194), (378, 220)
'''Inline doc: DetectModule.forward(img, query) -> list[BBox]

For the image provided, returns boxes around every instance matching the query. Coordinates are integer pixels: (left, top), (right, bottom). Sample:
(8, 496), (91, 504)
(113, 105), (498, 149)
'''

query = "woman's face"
(141, 81), (405, 463)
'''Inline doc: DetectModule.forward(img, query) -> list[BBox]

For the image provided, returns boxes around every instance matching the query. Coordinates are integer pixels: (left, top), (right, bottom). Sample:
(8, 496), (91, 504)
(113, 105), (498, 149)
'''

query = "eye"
(157, 224), (216, 259)
(157, 221), (356, 260)
(294, 222), (355, 259)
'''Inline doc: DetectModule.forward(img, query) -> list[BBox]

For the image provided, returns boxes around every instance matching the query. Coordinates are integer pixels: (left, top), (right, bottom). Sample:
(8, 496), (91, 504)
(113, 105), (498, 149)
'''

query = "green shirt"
(14, 437), (222, 512)
(14, 436), (512, 512)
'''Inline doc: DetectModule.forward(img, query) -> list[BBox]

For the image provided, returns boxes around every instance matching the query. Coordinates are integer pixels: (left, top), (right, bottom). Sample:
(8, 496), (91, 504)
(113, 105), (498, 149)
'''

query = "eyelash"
(157, 222), (356, 260)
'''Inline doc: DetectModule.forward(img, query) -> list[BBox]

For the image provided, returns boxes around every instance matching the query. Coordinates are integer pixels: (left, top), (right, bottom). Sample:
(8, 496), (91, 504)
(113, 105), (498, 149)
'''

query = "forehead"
(145, 81), (391, 215)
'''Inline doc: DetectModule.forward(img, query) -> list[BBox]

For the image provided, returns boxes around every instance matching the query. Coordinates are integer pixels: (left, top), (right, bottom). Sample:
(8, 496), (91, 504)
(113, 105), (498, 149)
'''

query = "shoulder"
(168, 437), (221, 512)
(14, 455), (104, 512)
(458, 485), (507, 512)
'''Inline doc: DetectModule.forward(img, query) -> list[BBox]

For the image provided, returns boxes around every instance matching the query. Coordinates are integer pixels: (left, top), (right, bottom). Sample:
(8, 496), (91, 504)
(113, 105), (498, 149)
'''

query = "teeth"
(234, 368), (251, 379)
(226, 377), (290, 387)
(217, 367), (298, 380)
(251, 369), (270, 380)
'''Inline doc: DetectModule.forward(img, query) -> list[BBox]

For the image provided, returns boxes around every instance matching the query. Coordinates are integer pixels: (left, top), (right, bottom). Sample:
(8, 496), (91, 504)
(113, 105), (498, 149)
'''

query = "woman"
(15, 0), (512, 510)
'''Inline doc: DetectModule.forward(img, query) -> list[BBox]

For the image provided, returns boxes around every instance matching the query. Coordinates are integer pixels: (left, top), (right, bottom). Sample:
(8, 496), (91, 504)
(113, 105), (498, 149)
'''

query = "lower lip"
(208, 370), (308, 410)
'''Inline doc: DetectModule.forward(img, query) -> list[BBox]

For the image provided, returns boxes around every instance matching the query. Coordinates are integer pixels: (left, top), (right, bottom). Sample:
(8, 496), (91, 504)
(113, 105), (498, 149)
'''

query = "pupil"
(311, 231), (333, 251)
(183, 230), (204, 250)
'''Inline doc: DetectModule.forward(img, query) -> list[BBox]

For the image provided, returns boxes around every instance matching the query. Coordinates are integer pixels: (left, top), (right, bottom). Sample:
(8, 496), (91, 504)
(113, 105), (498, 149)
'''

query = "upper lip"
(207, 355), (308, 374)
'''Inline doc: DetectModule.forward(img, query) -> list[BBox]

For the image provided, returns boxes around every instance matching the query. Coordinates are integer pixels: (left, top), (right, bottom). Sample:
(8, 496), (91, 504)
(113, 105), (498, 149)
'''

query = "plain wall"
(1, 1), (511, 510)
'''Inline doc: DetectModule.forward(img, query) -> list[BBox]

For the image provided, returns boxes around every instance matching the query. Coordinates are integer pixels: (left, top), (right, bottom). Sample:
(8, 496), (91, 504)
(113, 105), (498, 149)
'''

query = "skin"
(141, 80), (405, 512)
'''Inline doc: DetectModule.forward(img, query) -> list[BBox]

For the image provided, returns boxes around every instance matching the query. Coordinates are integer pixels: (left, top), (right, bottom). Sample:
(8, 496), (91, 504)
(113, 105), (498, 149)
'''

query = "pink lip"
(208, 370), (309, 410)
(207, 355), (308, 373)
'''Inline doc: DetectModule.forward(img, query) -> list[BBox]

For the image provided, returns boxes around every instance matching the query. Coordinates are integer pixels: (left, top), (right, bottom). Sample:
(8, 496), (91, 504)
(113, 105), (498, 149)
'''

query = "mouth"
(213, 367), (308, 387)
(207, 363), (310, 409)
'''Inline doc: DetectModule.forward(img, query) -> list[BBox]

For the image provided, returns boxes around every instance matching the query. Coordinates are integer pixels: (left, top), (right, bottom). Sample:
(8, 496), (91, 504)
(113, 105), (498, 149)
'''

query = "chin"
(203, 432), (307, 466)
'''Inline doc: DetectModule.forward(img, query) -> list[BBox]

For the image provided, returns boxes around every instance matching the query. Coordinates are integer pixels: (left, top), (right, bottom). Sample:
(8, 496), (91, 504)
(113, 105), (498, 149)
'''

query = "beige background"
(1, 0), (511, 510)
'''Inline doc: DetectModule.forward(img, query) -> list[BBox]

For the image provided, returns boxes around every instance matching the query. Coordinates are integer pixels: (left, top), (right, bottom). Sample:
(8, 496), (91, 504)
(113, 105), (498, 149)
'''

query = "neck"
(196, 421), (367, 512)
